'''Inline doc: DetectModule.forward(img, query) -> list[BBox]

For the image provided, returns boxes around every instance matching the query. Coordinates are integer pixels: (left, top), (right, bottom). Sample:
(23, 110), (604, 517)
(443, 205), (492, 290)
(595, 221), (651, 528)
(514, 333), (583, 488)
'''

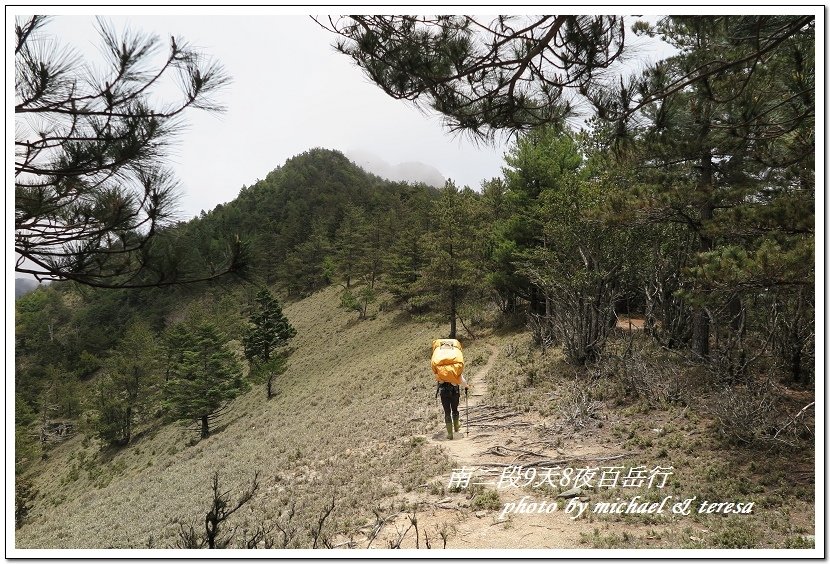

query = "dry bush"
(557, 373), (603, 430)
(607, 340), (698, 407)
(174, 471), (260, 549)
(527, 313), (556, 351)
(706, 380), (813, 449)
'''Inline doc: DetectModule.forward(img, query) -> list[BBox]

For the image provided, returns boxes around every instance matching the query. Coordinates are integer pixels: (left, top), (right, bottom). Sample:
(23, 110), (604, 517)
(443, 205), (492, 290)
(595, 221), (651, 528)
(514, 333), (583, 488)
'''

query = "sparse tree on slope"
(93, 322), (159, 445)
(242, 290), (296, 399)
(164, 322), (247, 438)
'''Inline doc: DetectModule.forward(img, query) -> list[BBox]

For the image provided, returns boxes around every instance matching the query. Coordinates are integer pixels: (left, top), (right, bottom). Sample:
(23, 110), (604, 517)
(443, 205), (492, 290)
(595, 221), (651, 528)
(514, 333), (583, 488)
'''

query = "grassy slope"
(16, 286), (491, 549)
(15, 288), (816, 550)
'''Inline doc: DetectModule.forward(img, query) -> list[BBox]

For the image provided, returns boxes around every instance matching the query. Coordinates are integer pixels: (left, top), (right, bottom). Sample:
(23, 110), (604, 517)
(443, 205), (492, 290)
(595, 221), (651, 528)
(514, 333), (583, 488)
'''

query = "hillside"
(15, 286), (463, 548)
(13, 142), (815, 552)
(15, 278), (40, 299)
(15, 286), (815, 550)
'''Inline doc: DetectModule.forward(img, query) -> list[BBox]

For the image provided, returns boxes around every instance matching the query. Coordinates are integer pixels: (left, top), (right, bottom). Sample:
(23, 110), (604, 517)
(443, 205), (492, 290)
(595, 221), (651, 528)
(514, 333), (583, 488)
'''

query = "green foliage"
(15, 477), (37, 529)
(15, 16), (239, 288)
(502, 127), (630, 363)
(242, 290), (296, 398)
(15, 288), (69, 358)
(333, 204), (371, 288)
(76, 351), (102, 378)
(181, 148), (437, 296)
(383, 222), (428, 308)
(92, 381), (133, 447)
(322, 16), (626, 137)
(163, 322), (248, 438)
(339, 285), (376, 320)
(15, 393), (41, 467)
(617, 16), (816, 368)
(470, 488), (501, 510)
(408, 181), (491, 337)
(242, 290), (296, 363)
(91, 322), (160, 445)
(39, 364), (81, 421)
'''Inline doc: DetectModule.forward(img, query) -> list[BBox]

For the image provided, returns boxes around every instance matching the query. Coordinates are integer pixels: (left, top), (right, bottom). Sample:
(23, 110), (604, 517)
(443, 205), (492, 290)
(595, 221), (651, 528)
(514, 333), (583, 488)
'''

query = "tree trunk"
(449, 283), (457, 339)
(692, 152), (714, 358)
(789, 287), (805, 383)
(201, 415), (210, 439)
(125, 405), (132, 445)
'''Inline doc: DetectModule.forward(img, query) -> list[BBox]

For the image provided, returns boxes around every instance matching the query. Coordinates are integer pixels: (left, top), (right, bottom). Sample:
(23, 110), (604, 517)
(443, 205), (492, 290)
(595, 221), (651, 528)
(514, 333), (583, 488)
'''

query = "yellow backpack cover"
(431, 339), (464, 385)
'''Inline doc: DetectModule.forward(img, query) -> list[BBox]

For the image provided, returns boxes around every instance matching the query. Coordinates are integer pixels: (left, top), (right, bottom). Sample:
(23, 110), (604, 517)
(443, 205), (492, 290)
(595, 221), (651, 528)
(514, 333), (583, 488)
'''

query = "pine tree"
(317, 15), (626, 138)
(15, 16), (241, 288)
(619, 16), (814, 369)
(384, 223), (428, 309)
(242, 290), (296, 399)
(507, 127), (629, 362)
(414, 181), (489, 338)
(283, 219), (333, 296)
(318, 16), (812, 139)
(164, 322), (248, 438)
(93, 322), (159, 445)
(333, 204), (370, 289)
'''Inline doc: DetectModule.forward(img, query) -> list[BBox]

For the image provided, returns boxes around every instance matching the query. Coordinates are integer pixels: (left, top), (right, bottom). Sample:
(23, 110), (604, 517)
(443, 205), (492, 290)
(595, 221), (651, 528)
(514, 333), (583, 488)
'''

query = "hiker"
(431, 339), (468, 440)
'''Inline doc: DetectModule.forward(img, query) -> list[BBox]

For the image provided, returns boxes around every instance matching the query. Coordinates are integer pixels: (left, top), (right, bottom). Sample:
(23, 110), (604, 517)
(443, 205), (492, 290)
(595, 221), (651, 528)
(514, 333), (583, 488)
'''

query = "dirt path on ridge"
(369, 342), (617, 549)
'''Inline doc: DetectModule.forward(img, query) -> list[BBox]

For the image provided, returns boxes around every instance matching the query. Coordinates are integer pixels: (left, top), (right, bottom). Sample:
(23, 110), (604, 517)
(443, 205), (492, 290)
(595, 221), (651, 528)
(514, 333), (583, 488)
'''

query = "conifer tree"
(15, 16), (241, 288)
(93, 322), (159, 445)
(164, 322), (247, 438)
(242, 290), (296, 399)
(414, 181), (488, 338)
(619, 16), (814, 366)
(333, 204), (370, 289)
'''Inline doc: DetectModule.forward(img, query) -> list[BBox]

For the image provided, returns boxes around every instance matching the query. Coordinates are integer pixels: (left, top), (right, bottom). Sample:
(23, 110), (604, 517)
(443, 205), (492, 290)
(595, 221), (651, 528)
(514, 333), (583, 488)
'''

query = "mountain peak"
(345, 149), (445, 187)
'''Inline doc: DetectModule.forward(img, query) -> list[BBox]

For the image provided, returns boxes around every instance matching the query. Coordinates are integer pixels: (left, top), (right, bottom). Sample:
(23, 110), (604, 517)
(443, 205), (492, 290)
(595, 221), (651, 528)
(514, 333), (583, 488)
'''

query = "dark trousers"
(439, 383), (460, 423)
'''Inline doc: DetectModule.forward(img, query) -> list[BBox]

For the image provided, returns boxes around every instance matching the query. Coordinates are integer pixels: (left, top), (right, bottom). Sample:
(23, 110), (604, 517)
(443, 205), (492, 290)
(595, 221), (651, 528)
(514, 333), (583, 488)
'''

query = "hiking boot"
(445, 421), (454, 440)
(453, 416), (461, 432)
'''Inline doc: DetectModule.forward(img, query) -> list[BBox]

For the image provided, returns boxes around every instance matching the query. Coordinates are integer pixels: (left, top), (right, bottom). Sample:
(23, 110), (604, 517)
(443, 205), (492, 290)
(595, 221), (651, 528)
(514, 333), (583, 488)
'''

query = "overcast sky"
(17, 10), (680, 222)
(24, 13), (509, 220)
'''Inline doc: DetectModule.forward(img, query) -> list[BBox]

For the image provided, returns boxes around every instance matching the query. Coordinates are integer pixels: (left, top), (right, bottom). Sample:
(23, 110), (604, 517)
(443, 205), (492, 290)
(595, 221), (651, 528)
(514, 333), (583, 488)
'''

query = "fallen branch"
(467, 412), (520, 423)
(521, 453), (631, 467)
(483, 445), (548, 458)
(482, 453), (631, 468)
(772, 401), (815, 442)
(366, 509), (402, 549)
(471, 422), (533, 428)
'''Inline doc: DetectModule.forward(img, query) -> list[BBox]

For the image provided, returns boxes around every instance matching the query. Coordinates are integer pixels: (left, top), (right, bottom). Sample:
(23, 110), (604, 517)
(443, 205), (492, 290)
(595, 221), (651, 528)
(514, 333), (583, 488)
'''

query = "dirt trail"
(373, 341), (616, 549)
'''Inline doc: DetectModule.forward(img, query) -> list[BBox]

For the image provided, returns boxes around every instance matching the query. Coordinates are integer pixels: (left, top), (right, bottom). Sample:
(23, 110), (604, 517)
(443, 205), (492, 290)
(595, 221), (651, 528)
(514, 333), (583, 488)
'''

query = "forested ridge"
(15, 148), (439, 456)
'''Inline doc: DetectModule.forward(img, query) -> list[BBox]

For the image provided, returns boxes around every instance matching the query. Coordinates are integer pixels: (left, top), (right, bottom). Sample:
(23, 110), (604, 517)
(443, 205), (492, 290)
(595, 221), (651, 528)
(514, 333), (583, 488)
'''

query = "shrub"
(613, 343), (696, 407)
(470, 488), (501, 510)
(15, 477), (36, 528)
(706, 380), (811, 449)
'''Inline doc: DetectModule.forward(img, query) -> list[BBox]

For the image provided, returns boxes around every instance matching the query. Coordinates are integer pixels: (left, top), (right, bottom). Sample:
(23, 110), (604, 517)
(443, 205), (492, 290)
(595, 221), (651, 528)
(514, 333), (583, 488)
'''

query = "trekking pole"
(465, 386), (469, 438)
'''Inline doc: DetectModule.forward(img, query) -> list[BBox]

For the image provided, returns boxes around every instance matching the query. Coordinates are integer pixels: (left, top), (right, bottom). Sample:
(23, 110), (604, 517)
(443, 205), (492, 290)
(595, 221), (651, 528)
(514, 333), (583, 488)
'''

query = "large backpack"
(431, 339), (464, 385)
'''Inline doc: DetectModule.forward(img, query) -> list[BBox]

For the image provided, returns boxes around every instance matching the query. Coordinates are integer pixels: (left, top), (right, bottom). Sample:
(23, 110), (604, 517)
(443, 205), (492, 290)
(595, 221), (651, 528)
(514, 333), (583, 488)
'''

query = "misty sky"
(23, 13), (509, 220)
(17, 10), (680, 221)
